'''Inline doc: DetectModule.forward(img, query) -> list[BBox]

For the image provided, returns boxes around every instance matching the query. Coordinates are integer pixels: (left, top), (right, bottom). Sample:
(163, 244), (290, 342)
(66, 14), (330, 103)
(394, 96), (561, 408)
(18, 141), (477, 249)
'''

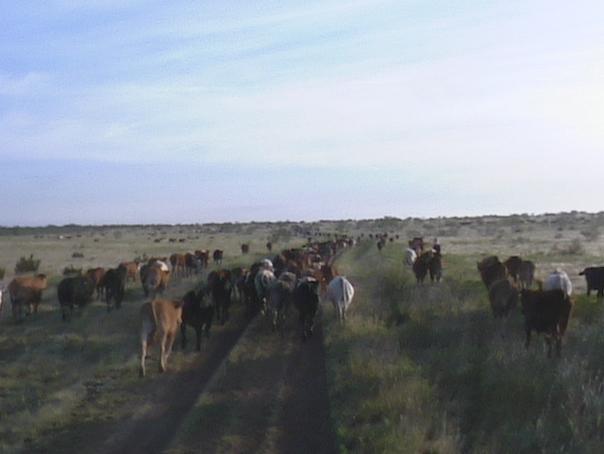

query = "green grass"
(324, 241), (604, 453)
(0, 230), (304, 453)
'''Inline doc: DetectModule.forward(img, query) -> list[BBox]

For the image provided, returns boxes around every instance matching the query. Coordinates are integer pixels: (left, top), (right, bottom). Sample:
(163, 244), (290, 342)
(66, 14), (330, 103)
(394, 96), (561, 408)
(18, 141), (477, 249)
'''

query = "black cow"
(294, 277), (320, 341)
(579, 267), (604, 297)
(102, 267), (127, 311)
(504, 256), (523, 283)
(520, 289), (572, 357)
(58, 276), (95, 321)
(413, 251), (441, 284)
(477, 256), (507, 288)
(212, 249), (224, 265)
(428, 253), (442, 283)
(180, 290), (214, 351)
(208, 270), (232, 325)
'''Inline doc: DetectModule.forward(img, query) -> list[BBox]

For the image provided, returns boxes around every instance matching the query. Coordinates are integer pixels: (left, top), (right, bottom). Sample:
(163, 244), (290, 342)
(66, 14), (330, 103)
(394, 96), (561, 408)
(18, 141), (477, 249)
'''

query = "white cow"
(255, 269), (276, 314)
(327, 276), (354, 323)
(543, 269), (573, 296)
(405, 247), (417, 266)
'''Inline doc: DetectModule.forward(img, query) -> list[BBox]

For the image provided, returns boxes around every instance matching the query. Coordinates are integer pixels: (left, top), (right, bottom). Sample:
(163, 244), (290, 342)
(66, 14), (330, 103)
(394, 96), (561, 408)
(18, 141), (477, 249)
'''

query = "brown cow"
(85, 267), (106, 300)
(142, 264), (170, 298)
(241, 243), (250, 255)
(118, 261), (139, 283)
(139, 299), (183, 376)
(520, 289), (572, 357)
(318, 264), (337, 293)
(8, 274), (48, 322)
(195, 250), (209, 269)
(169, 253), (186, 277)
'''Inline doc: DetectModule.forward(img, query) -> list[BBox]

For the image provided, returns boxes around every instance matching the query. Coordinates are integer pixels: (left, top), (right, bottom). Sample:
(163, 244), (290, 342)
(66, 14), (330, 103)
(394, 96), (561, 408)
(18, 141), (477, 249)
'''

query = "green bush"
(15, 254), (40, 274)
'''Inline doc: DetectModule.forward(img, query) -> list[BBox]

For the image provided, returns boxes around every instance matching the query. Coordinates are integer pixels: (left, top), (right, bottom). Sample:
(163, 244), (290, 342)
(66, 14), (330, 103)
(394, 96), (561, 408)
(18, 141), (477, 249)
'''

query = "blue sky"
(1, 0), (603, 225)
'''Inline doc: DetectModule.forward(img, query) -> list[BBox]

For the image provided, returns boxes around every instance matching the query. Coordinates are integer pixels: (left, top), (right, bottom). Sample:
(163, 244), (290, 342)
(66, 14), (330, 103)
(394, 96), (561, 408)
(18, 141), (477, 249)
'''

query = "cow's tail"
(579, 270), (585, 276)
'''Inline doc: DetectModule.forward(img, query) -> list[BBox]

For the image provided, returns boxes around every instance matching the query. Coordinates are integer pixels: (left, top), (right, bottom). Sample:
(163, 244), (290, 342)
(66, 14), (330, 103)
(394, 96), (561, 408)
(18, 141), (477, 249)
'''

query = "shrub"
(15, 254), (40, 274)
(559, 239), (585, 256)
(580, 225), (600, 242)
(72, 252), (85, 258)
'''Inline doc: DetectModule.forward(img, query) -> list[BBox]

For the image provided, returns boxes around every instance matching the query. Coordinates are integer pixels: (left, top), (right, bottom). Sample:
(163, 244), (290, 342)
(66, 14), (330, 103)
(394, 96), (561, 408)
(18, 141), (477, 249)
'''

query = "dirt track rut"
(38, 305), (337, 454)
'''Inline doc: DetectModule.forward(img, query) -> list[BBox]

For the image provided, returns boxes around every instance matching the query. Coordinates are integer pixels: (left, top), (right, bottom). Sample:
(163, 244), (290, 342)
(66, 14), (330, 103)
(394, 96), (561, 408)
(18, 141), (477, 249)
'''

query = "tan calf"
(139, 299), (183, 377)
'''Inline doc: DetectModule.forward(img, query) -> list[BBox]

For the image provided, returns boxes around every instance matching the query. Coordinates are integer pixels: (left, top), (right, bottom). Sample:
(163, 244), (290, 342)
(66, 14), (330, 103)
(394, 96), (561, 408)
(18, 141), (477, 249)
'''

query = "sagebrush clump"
(15, 254), (40, 274)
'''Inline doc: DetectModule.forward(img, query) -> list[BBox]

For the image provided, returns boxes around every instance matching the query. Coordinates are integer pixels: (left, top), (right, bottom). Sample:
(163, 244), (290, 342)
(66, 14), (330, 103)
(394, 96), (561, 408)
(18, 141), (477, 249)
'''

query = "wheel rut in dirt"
(166, 314), (337, 454)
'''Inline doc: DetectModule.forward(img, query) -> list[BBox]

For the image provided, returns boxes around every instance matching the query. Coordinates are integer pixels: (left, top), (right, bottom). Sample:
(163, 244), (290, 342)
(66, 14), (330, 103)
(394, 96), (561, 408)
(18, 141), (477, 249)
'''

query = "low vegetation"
(324, 241), (604, 453)
(14, 254), (41, 274)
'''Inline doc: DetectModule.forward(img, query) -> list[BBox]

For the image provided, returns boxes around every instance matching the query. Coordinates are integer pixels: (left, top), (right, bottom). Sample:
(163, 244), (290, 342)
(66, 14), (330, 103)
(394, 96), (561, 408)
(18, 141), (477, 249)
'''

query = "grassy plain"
(323, 215), (604, 453)
(1, 212), (604, 453)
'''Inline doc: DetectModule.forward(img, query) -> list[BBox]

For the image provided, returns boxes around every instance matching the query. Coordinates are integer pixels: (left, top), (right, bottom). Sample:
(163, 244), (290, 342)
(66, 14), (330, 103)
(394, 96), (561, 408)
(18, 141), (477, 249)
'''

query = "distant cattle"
(413, 251), (441, 284)
(180, 290), (214, 351)
(504, 256), (523, 283)
(579, 266), (604, 297)
(8, 274), (48, 322)
(294, 276), (320, 341)
(102, 267), (127, 311)
(518, 260), (536, 289)
(213, 249), (224, 265)
(241, 244), (250, 255)
(544, 269), (573, 296)
(85, 267), (106, 299)
(477, 256), (507, 288)
(268, 272), (296, 333)
(255, 269), (276, 314)
(57, 275), (95, 321)
(327, 276), (354, 323)
(266, 241), (273, 252)
(208, 270), (232, 325)
(377, 240), (385, 252)
(242, 264), (262, 316)
(139, 299), (183, 377)
(520, 289), (572, 357)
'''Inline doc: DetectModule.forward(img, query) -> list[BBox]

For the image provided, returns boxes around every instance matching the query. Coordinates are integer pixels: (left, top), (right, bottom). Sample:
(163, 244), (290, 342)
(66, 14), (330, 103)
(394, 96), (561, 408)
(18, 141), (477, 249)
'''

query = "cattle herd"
(1, 239), (357, 377)
(3, 234), (604, 376)
(475, 254), (581, 358)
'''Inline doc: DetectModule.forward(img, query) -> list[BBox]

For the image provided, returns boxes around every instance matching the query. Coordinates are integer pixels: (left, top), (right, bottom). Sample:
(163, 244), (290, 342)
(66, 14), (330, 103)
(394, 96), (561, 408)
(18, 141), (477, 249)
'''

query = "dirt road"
(35, 305), (336, 454)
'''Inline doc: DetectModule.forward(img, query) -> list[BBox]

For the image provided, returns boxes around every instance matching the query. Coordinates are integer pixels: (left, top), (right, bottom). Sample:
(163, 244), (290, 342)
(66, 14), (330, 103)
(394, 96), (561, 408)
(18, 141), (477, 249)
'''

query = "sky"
(0, 0), (603, 225)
